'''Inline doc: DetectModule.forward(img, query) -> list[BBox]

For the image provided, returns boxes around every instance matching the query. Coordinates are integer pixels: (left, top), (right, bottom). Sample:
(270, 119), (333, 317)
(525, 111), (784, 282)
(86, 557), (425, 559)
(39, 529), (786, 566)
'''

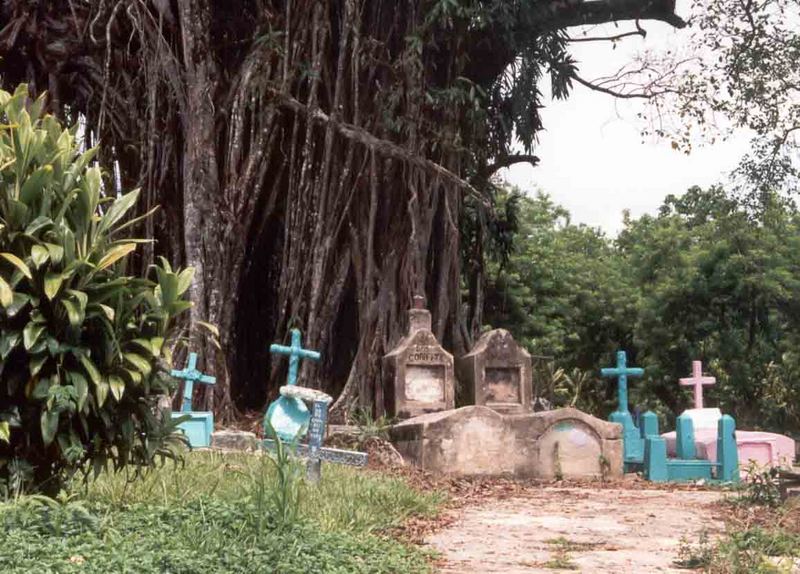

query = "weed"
(737, 463), (783, 507)
(674, 530), (715, 569)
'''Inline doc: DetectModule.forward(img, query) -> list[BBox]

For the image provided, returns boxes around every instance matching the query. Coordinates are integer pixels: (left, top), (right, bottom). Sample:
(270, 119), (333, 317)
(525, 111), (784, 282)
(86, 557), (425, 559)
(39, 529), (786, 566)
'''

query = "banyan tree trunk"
(0, 0), (684, 423)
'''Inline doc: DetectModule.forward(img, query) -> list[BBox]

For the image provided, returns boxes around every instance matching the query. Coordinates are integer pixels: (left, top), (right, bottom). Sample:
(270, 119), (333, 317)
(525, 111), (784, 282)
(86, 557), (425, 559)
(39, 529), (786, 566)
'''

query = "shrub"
(0, 85), (192, 494)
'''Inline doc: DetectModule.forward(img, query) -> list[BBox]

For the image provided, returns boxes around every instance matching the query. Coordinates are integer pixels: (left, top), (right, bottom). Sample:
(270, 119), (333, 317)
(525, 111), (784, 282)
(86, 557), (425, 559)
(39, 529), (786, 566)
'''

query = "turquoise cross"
(601, 350), (644, 414)
(265, 329), (321, 442)
(269, 328), (321, 386)
(171, 352), (216, 412)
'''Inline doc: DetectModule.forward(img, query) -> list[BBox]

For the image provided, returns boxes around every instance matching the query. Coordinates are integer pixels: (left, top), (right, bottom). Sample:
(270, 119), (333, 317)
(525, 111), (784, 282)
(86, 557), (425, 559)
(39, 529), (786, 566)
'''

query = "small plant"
(0, 85), (192, 495)
(674, 530), (715, 569)
(263, 422), (304, 530)
(739, 463), (782, 507)
(350, 407), (395, 446)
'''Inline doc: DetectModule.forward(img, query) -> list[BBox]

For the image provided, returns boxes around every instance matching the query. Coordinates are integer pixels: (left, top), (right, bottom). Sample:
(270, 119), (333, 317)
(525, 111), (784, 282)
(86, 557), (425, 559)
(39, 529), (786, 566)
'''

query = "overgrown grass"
(0, 450), (444, 573)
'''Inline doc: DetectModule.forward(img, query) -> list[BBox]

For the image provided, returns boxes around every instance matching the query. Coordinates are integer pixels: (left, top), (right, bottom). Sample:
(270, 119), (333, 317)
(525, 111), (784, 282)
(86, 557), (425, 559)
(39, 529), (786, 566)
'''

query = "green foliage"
(676, 525), (800, 574)
(0, 85), (192, 494)
(0, 451), (441, 573)
(737, 464), (783, 508)
(484, 183), (800, 432)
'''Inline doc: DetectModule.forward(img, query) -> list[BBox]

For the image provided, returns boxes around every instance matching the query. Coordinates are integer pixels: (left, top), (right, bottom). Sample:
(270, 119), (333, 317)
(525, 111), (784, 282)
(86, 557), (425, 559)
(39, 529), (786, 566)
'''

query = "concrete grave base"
(211, 430), (258, 451)
(390, 406), (623, 479)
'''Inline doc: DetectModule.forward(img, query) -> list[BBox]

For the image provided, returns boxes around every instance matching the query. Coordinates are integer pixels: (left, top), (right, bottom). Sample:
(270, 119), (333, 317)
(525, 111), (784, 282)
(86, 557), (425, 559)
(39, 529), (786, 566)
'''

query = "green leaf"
(40, 410), (59, 446)
(29, 353), (48, 376)
(44, 242), (64, 264)
(0, 331), (20, 359)
(129, 338), (154, 356)
(95, 380), (109, 408)
(98, 189), (140, 235)
(23, 321), (45, 350)
(69, 371), (89, 411)
(176, 267), (195, 296)
(44, 271), (64, 300)
(197, 320), (220, 338)
(31, 244), (50, 268)
(20, 164), (53, 204)
(96, 243), (137, 271)
(1, 252), (32, 279)
(0, 421), (9, 443)
(0, 275), (13, 307)
(25, 215), (53, 236)
(124, 353), (152, 376)
(6, 293), (29, 317)
(61, 298), (83, 327)
(79, 355), (102, 386)
(108, 375), (125, 401)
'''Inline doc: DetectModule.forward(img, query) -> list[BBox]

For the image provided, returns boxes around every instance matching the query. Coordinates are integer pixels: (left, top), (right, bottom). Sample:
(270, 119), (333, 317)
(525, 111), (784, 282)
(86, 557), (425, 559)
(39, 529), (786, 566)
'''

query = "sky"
(503, 5), (751, 236)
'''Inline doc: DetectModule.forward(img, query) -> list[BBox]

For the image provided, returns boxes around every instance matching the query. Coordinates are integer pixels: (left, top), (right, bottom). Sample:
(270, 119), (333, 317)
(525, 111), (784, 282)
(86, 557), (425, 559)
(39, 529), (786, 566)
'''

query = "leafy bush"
(0, 85), (192, 494)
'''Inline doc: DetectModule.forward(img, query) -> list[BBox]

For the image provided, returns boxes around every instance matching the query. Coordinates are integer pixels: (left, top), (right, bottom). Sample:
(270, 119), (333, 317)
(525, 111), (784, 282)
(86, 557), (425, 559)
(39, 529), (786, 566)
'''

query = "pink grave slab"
(662, 360), (797, 473)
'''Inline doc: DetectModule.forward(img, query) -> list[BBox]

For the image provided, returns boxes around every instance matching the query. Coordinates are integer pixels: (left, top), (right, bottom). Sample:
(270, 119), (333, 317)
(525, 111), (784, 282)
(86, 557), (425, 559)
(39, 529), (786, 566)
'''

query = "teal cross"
(171, 352), (216, 412)
(269, 328), (321, 386)
(601, 350), (644, 414)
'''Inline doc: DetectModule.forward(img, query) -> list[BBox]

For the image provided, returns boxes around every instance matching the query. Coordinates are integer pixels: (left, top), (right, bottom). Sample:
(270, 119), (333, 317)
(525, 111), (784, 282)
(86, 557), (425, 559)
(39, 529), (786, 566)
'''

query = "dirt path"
(427, 487), (725, 573)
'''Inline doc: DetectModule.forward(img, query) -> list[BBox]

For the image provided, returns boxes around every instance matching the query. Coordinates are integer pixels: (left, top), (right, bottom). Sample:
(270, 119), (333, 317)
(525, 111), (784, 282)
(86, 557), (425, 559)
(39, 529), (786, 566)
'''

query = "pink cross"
(679, 360), (715, 409)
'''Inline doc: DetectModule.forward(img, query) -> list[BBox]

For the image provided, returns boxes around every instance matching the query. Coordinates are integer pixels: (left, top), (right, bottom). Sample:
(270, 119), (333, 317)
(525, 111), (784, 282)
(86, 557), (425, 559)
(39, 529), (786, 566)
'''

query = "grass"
(537, 537), (595, 570)
(674, 474), (800, 574)
(0, 450), (444, 573)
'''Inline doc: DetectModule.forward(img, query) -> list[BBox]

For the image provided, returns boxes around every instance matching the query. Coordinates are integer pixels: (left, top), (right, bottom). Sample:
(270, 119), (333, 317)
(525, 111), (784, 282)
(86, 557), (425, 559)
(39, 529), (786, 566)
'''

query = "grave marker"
(265, 328), (321, 441)
(383, 295), (454, 418)
(680, 360), (715, 410)
(601, 350), (646, 469)
(170, 352), (216, 448)
(263, 385), (368, 483)
(455, 328), (533, 413)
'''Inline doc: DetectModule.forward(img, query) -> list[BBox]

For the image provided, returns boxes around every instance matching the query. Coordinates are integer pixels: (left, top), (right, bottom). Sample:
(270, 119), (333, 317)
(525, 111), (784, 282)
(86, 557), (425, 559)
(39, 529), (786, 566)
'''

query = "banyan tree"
(0, 1), (684, 421)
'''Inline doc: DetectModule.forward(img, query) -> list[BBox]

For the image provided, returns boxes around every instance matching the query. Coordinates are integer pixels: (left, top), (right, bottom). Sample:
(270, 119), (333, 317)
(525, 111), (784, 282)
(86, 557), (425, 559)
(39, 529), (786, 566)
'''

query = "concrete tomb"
(383, 296), (455, 419)
(645, 411), (739, 483)
(455, 328), (532, 414)
(170, 352), (216, 448)
(662, 360), (796, 472)
(390, 406), (623, 480)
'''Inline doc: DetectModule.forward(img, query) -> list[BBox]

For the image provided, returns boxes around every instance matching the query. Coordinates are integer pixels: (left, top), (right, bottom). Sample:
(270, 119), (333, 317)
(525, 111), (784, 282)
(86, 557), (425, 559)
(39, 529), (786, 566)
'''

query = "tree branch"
(269, 88), (486, 203)
(544, 0), (686, 30)
(479, 154), (540, 179)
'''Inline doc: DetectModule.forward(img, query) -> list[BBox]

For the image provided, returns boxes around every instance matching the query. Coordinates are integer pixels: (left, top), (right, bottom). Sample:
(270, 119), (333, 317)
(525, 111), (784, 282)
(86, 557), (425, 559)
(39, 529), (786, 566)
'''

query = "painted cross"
(679, 360), (715, 410)
(601, 350), (644, 414)
(263, 385), (368, 483)
(265, 329), (321, 442)
(269, 328), (321, 387)
(171, 352), (216, 412)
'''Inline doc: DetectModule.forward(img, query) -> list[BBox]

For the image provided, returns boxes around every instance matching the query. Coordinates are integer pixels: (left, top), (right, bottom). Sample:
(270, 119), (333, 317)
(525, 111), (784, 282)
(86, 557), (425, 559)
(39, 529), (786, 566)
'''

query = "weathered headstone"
(383, 295), (455, 419)
(170, 352), (216, 448)
(456, 328), (532, 414)
(264, 328), (321, 442)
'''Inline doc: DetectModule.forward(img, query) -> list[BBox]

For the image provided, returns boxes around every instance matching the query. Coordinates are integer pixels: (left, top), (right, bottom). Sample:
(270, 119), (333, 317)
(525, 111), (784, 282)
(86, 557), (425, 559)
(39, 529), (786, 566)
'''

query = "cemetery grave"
(661, 360), (796, 474)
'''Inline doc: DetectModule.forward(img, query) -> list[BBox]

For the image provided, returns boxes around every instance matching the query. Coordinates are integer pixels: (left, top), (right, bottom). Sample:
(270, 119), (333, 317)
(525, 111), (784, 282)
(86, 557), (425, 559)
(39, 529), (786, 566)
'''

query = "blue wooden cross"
(601, 350), (644, 415)
(265, 329), (321, 442)
(170, 352), (216, 448)
(171, 352), (216, 412)
(269, 328), (321, 387)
